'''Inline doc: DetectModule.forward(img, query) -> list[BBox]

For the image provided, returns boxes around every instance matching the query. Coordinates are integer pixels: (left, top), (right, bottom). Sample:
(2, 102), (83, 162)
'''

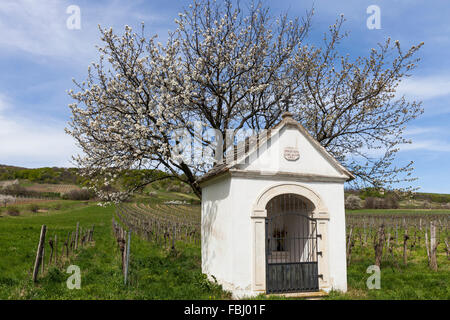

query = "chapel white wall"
(201, 123), (349, 297)
(228, 177), (348, 293)
(202, 176), (348, 297)
(201, 177), (234, 287)
(241, 126), (347, 179)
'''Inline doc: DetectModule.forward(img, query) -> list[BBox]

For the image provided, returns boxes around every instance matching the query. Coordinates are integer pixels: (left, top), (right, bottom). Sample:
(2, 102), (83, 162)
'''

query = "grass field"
(0, 203), (228, 299)
(0, 201), (448, 300)
(326, 245), (449, 299)
(0, 200), (85, 216)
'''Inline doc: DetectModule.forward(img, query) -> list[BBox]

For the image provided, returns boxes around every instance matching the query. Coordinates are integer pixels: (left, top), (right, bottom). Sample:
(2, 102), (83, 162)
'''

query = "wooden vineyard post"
(80, 226), (83, 247)
(33, 225), (47, 282)
(358, 229), (363, 248)
(374, 224), (385, 267)
(402, 218), (408, 265)
(172, 225), (176, 250)
(386, 231), (391, 258)
(65, 232), (70, 257)
(346, 226), (353, 265)
(164, 227), (168, 248)
(69, 232), (74, 252)
(54, 234), (57, 264)
(120, 230), (126, 274)
(411, 225), (417, 249)
(444, 238), (450, 260)
(395, 223), (398, 245)
(62, 237), (66, 258)
(429, 221), (438, 271)
(48, 239), (54, 265)
(403, 229), (409, 266)
(75, 222), (80, 250)
(124, 230), (131, 285)
(41, 247), (45, 274)
(425, 226), (430, 264)
(90, 225), (95, 242)
(363, 219), (367, 246)
(418, 218), (422, 247)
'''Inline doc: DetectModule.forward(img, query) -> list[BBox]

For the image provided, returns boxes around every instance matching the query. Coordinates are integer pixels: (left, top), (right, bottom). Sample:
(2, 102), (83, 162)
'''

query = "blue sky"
(0, 0), (449, 193)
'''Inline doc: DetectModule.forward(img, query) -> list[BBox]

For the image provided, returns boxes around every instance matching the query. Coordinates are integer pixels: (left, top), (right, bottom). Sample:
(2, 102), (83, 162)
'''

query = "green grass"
(1, 202), (448, 300)
(0, 200), (88, 217)
(0, 203), (229, 299)
(325, 245), (450, 300)
(0, 204), (111, 299)
(134, 188), (200, 205)
(257, 242), (449, 300)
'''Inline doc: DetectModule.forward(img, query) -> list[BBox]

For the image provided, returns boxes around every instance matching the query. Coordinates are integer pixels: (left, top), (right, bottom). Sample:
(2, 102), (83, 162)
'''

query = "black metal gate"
(265, 194), (319, 293)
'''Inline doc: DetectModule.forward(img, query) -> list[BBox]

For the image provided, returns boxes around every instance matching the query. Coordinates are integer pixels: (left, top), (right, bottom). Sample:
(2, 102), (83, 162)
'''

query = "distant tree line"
(0, 165), (195, 201)
(345, 187), (450, 210)
(345, 194), (399, 210)
(0, 166), (80, 185)
(414, 193), (450, 204)
(0, 185), (95, 201)
(1, 185), (60, 199)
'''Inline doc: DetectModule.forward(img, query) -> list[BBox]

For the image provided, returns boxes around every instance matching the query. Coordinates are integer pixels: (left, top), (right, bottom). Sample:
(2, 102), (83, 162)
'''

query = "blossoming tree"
(0, 195), (15, 207)
(66, 0), (423, 202)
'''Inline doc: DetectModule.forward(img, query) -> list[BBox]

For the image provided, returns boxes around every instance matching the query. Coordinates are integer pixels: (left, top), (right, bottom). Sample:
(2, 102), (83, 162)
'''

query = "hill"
(0, 165), (79, 184)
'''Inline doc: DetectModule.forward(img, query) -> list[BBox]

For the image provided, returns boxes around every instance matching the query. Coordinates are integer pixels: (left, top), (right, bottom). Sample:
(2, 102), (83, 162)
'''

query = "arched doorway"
(265, 193), (319, 293)
(251, 183), (329, 294)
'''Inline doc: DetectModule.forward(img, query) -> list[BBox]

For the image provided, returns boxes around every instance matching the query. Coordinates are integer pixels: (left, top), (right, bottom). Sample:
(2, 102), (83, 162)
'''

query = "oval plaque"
(284, 147), (300, 161)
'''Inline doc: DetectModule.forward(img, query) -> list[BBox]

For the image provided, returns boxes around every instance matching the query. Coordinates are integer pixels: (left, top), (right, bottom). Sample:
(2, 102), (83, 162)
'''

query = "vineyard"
(346, 213), (450, 270)
(115, 202), (201, 248)
(5, 196), (60, 206)
(115, 202), (449, 273)
(0, 198), (448, 300)
(32, 222), (95, 282)
(24, 184), (80, 195)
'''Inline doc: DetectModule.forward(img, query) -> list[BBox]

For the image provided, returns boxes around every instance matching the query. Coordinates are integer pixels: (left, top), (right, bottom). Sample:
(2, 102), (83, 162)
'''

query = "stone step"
(266, 290), (328, 299)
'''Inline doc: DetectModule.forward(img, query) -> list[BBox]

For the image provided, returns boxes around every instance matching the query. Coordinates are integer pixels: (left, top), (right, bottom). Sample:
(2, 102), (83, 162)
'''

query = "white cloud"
(403, 126), (441, 136)
(0, 0), (168, 61)
(347, 125), (450, 158)
(399, 125), (450, 153)
(0, 96), (80, 168)
(396, 76), (450, 100)
(0, 0), (91, 59)
(399, 140), (450, 152)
